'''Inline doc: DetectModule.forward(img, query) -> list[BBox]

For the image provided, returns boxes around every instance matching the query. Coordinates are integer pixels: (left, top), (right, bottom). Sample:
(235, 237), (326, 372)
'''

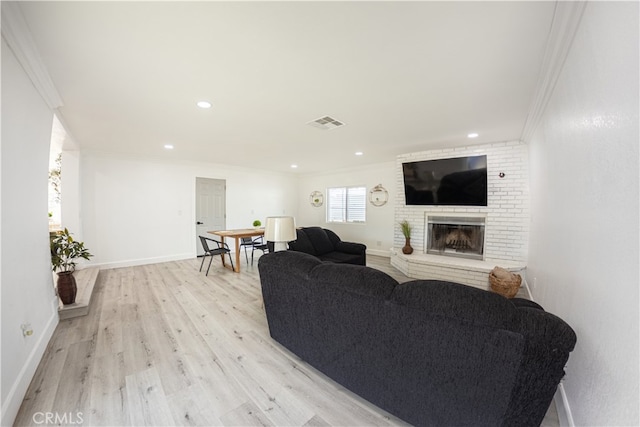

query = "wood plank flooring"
(13, 254), (557, 426)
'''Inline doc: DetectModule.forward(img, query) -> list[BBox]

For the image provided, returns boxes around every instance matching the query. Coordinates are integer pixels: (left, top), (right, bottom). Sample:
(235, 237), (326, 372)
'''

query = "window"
(326, 186), (366, 223)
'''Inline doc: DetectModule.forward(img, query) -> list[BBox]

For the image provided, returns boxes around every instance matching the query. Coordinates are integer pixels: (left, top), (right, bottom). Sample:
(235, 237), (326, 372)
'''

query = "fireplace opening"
(426, 215), (485, 260)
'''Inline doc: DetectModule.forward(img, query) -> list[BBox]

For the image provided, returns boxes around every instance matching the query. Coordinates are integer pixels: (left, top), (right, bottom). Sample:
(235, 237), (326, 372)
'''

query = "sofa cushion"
(510, 298), (544, 310)
(303, 227), (335, 255)
(289, 228), (317, 255)
(310, 262), (398, 299)
(259, 250), (321, 282)
(317, 251), (364, 265)
(389, 280), (516, 329)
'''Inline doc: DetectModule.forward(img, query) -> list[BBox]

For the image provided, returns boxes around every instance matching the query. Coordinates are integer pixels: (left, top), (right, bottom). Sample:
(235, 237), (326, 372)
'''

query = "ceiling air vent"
(307, 116), (345, 130)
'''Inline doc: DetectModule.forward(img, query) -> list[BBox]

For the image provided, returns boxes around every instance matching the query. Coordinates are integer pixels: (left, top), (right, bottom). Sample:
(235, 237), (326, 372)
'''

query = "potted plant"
(252, 219), (262, 228)
(50, 228), (93, 305)
(400, 220), (413, 254)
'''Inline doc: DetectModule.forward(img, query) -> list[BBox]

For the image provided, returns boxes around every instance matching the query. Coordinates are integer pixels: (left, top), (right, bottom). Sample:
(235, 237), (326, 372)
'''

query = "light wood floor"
(14, 254), (558, 426)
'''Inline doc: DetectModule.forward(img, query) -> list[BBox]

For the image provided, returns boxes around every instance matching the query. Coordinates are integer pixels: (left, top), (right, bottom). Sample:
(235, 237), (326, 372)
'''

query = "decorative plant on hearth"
(253, 219), (262, 228)
(400, 220), (413, 255)
(50, 228), (93, 305)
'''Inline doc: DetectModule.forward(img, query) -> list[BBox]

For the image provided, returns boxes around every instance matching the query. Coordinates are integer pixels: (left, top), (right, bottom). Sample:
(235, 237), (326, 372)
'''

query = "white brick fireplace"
(391, 141), (529, 290)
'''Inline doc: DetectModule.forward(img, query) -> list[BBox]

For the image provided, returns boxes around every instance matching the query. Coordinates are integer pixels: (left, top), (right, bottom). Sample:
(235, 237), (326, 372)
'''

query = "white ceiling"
(17, 1), (556, 174)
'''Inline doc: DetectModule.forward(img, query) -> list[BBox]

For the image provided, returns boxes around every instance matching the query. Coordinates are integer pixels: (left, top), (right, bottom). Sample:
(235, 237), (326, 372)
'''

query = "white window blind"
(326, 186), (366, 223)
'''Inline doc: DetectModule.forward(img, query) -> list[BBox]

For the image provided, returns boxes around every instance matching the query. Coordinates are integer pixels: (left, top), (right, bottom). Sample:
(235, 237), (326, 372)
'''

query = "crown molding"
(520, 1), (587, 143)
(1, 2), (63, 109)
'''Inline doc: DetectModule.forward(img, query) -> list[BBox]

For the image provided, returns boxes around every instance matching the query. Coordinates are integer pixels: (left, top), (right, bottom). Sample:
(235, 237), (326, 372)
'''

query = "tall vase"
(57, 271), (77, 305)
(402, 237), (413, 254)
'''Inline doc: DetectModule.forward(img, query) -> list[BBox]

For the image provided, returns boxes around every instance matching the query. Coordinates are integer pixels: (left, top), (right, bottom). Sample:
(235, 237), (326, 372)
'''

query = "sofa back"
(288, 226), (336, 256)
(258, 251), (576, 426)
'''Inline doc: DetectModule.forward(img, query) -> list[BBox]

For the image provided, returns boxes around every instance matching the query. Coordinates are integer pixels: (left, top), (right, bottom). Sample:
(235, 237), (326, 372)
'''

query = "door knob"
(196, 221), (204, 225)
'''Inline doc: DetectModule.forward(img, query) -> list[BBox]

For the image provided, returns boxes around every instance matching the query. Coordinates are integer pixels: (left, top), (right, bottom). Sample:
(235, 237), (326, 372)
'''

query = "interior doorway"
(48, 116), (65, 231)
(195, 178), (226, 256)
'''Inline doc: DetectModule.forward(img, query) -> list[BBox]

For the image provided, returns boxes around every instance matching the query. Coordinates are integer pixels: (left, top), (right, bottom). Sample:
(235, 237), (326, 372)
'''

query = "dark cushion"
(289, 228), (316, 255)
(259, 250), (321, 283)
(335, 240), (367, 255)
(309, 262), (397, 299)
(511, 297), (544, 310)
(302, 227), (335, 255)
(389, 279), (516, 329)
(317, 251), (364, 265)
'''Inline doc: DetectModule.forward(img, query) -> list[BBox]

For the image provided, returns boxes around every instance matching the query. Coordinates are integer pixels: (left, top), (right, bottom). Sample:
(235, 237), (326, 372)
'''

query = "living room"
(2, 2), (638, 426)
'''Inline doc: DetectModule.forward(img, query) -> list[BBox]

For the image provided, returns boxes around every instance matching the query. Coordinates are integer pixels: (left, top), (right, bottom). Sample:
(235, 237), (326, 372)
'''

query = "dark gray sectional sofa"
(258, 250), (577, 427)
(287, 226), (366, 265)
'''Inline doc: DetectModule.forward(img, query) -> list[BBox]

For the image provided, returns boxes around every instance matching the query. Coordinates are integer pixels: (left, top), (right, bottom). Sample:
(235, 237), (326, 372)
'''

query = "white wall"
(527, 2), (639, 426)
(80, 152), (298, 267)
(1, 38), (60, 426)
(296, 162), (396, 256)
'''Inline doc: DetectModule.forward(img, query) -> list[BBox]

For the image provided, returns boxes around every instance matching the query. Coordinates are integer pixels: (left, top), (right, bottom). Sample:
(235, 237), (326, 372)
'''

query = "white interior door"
(196, 177), (226, 256)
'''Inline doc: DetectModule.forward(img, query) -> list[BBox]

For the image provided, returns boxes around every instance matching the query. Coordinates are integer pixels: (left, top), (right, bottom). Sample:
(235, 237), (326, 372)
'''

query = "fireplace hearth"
(426, 215), (486, 260)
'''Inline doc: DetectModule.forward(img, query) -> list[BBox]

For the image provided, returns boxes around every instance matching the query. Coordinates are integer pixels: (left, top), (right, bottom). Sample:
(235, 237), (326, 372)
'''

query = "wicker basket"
(489, 266), (522, 298)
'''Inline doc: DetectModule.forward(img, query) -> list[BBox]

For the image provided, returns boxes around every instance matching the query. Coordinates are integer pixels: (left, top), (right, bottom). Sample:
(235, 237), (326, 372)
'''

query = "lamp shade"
(264, 216), (296, 242)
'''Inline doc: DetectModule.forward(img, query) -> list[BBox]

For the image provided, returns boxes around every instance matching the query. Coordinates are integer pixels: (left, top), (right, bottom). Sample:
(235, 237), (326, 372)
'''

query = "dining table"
(208, 228), (265, 273)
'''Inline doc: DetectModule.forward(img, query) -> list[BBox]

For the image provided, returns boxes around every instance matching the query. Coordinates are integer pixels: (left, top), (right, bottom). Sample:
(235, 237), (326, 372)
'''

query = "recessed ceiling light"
(290, 164), (298, 169)
(355, 151), (363, 156)
(467, 133), (479, 138)
(164, 144), (174, 150)
(196, 101), (212, 109)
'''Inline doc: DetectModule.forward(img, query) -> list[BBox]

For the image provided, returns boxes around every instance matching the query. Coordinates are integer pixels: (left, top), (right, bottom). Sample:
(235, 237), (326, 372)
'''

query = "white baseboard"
(522, 275), (535, 300)
(89, 252), (194, 270)
(524, 277), (574, 427)
(1, 297), (59, 427)
(555, 383), (575, 427)
(366, 248), (392, 257)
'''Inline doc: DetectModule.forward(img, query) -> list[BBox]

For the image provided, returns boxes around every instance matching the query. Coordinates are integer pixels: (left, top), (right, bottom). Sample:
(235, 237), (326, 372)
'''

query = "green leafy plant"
(399, 220), (412, 239)
(50, 228), (93, 273)
(253, 219), (262, 227)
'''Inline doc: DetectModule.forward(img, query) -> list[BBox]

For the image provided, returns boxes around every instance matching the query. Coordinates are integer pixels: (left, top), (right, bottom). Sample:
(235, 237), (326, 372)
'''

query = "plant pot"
(402, 238), (413, 255)
(57, 271), (77, 305)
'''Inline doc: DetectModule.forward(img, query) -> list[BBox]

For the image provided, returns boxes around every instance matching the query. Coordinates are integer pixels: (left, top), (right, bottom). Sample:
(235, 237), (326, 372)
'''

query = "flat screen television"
(402, 155), (487, 206)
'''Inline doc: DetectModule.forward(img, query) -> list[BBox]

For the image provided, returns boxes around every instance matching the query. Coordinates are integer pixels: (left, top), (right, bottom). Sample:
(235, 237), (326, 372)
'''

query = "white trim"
(1, 2), (63, 109)
(522, 276), (534, 301)
(555, 383), (575, 427)
(90, 252), (194, 270)
(524, 280), (574, 426)
(0, 298), (59, 427)
(366, 248), (391, 258)
(520, 1), (587, 142)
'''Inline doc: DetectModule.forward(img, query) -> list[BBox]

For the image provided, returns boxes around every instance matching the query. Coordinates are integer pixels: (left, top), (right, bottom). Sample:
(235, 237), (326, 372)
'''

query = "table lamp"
(264, 216), (296, 252)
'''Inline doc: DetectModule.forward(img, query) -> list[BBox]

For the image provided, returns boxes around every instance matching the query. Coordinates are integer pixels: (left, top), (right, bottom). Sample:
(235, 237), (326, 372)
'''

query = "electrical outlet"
(21, 323), (33, 337)
(532, 277), (537, 290)
(376, 241), (382, 246)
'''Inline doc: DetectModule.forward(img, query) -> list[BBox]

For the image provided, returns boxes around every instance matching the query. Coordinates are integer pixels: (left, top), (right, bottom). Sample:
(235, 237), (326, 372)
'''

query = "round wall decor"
(310, 191), (323, 207)
(369, 184), (388, 206)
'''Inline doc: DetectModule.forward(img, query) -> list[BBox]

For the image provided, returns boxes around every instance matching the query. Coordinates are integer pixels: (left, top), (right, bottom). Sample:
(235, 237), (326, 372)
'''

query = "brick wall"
(394, 141), (530, 262)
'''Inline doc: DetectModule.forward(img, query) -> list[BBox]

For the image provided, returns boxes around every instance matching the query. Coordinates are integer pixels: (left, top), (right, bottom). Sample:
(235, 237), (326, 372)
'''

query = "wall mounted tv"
(402, 155), (487, 206)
